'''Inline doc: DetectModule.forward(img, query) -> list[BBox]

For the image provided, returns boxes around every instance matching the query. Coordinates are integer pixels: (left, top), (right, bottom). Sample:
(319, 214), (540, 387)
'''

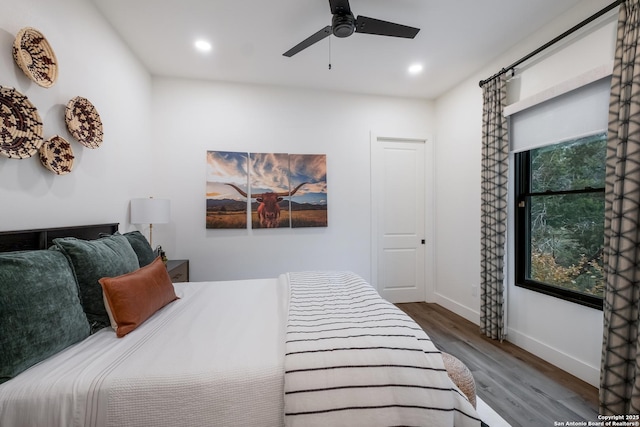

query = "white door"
(371, 135), (428, 303)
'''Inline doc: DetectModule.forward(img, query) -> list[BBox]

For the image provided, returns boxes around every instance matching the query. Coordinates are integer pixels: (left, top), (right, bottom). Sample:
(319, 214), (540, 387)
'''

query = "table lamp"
(130, 197), (170, 247)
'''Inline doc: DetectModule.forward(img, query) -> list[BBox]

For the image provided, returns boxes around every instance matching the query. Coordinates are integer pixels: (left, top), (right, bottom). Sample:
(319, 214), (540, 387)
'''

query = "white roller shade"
(509, 76), (611, 153)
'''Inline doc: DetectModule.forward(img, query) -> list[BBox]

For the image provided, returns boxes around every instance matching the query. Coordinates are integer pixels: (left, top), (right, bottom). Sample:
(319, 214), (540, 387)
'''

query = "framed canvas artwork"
(289, 154), (328, 228)
(205, 151), (248, 229)
(206, 151), (328, 229)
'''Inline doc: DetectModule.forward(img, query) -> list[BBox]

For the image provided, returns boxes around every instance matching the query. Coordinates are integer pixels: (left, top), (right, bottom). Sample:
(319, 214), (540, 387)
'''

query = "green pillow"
(53, 234), (140, 332)
(0, 250), (90, 385)
(122, 231), (156, 267)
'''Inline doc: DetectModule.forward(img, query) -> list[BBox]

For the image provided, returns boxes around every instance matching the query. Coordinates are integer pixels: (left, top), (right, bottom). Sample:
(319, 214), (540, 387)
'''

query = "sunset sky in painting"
(206, 151), (248, 200)
(249, 153), (290, 193)
(207, 151), (327, 205)
(289, 154), (327, 205)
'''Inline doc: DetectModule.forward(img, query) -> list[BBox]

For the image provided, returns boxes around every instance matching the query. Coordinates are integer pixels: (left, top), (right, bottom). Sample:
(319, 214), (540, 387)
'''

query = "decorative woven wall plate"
(65, 96), (103, 148)
(39, 135), (74, 175)
(0, 86), (43, 159)
(13, 27), (58, 88)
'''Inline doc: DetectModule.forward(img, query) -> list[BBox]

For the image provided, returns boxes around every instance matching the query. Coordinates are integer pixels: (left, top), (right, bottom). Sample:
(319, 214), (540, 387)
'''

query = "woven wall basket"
(65, 96), (103, 148)
(13, 27), (58, 88)
(39, 135), (74, 175)
(0, 86), (43, 159)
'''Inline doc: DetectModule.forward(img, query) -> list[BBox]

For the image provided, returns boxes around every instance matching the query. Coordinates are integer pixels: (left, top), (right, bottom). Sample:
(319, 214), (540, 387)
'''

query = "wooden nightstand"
(166, 259), (189, 283)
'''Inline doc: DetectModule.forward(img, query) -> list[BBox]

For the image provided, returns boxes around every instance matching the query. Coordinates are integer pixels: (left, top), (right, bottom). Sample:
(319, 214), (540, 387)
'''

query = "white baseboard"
(506, 327), (600, 388)
(428, 293), (600, 388)
(431, 292), (480, 325)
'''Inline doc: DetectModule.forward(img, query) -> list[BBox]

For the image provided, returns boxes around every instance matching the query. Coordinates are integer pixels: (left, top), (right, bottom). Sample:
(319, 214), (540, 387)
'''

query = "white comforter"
(0, 277), (288, 427)
(0, 272), (480, 427)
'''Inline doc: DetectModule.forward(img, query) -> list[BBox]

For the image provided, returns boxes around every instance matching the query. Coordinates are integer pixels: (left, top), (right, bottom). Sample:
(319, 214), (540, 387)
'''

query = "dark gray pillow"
(0, 249), (90, 385)
(122, 231), (156, 267)
(53, 234), (140, 332)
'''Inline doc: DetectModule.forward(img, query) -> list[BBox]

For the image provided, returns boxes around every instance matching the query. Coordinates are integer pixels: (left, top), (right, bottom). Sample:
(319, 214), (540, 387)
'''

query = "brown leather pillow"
(99, 257), (179, 337)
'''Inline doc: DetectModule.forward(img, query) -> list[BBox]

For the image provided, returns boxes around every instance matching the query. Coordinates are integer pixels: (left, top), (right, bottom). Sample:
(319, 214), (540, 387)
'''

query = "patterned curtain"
(480, 74), (509, 341)
(600, 0), (640, 415)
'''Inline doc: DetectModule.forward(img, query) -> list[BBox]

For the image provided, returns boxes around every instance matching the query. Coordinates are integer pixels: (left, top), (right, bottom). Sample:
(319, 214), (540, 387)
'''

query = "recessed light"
(408, 63), (423, 75)
(194, 39), (212, 53)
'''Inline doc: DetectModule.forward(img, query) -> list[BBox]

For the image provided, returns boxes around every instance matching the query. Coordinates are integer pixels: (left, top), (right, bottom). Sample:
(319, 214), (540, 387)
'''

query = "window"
(514, 132), (606, 309)
(508, 74), (611, 310)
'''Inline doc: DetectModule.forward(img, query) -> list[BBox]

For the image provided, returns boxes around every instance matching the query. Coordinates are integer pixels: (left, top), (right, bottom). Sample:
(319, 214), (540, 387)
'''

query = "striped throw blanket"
(284, 271), (481, 427)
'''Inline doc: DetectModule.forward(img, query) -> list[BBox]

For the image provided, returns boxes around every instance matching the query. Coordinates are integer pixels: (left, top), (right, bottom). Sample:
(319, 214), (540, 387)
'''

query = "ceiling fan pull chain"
(328, 35), (332, 70)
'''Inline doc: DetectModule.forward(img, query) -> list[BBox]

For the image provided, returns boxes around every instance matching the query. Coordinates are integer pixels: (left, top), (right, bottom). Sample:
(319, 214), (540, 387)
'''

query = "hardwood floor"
(396, 302), (599, 427)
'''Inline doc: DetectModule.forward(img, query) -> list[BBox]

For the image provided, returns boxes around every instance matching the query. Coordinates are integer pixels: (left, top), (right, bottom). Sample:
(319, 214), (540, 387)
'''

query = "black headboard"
(0, 223), (119, 253)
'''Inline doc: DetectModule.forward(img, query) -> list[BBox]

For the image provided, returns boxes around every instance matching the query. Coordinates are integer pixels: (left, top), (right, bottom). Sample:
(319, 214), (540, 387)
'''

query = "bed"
(0, 224), (482, 427)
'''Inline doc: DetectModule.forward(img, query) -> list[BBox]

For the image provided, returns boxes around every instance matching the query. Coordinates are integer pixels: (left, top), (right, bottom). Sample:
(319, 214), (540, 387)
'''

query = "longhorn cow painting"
(289, 153), (328, 228)
(205, 151), (249, 229)
(206, 151), (327, 229)
(248, 153), (292, 228)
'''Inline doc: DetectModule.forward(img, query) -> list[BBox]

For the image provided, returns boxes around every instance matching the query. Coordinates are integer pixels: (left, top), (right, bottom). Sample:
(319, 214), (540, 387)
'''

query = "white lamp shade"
(130, 198), (171, 225)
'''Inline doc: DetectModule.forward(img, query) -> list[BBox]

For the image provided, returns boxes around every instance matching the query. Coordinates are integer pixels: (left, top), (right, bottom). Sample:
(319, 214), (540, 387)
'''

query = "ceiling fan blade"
(329, 0), (351, 15)
(283, 26), (332, 57)
(355, 15), (420, 38)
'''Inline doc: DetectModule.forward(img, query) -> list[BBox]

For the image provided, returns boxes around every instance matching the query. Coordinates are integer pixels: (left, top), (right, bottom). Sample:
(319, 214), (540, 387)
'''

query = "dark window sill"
(515, 280), (603, 310)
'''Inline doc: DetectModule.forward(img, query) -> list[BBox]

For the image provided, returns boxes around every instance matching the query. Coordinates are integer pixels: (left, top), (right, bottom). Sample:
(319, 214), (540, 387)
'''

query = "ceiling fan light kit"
(332, 13), (355, 38)
(283, 0), (420, 57)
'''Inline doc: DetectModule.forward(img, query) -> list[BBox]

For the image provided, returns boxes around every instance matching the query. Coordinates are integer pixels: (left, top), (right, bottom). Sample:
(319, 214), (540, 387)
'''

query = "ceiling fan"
(283, 0), (420, 57)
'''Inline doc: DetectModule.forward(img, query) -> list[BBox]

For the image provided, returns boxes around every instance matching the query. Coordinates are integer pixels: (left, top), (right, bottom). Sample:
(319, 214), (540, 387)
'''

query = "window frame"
(514, 148), (604, 311)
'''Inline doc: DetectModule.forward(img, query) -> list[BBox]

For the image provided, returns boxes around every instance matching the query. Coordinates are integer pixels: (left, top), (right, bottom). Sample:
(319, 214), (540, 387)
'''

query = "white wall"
(434, 0), (615, 387)
(150, 77), (435, 283)
(0, 0), (152, 231)
(434, 77), (484, 316)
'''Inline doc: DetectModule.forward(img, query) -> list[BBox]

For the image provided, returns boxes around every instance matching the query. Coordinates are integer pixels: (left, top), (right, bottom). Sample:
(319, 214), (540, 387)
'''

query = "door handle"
(421, 239), (425, 245)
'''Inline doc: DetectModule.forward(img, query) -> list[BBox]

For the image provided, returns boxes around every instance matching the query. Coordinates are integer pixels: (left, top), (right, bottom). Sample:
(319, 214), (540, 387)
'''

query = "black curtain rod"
(478, 0), (624, 88)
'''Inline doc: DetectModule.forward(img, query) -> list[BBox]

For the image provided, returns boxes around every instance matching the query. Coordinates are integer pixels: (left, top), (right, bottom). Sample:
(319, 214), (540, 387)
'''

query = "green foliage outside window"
(526, 132), (606, 298)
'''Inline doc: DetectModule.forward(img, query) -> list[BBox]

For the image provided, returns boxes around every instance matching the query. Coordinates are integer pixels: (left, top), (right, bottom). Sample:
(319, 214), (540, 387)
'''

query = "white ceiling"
(90, 0), (584, 99)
